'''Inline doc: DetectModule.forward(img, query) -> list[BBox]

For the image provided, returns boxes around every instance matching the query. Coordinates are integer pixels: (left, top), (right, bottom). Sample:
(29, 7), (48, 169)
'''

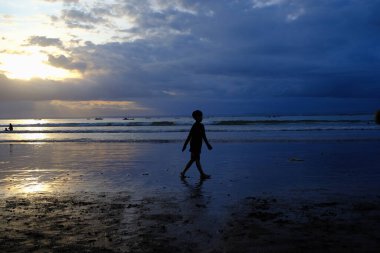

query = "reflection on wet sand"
(181, 177), (206, 199)
(0, 143), (141, 195)
(21, 182), (49, 193)
(3, 169), (62, 195)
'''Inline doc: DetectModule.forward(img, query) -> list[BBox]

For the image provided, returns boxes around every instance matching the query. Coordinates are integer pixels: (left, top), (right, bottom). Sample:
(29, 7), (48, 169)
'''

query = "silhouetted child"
(181, 110), (212, 179)
(9, 123), (13, 131)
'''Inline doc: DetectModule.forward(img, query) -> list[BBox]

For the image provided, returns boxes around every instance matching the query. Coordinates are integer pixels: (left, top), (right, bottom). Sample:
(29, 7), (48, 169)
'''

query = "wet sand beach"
(1, 142), (380, 252)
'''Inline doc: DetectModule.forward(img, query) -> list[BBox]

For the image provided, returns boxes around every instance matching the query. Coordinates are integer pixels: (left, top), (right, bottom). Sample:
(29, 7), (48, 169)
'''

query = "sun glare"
(22, 182), (49, 193)
(0, 53), (81, 80)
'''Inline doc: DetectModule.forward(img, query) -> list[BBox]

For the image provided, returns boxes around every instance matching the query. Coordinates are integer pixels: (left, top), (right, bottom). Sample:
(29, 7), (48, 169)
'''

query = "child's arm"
(182, 129), (192, 152)
(202, 125), (213, 150)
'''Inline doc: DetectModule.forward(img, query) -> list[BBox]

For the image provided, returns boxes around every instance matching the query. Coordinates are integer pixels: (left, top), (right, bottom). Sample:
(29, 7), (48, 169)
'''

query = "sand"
(1, 192), (380, 252)
(1, 142), (380, 252)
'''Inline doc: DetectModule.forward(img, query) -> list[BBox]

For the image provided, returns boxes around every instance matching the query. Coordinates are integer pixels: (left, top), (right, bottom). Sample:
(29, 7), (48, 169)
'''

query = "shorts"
(191, 152), (200, 160)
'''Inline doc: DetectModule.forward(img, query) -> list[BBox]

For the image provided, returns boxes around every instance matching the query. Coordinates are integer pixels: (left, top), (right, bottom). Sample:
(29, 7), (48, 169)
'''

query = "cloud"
(47, 0), (380, 103)
(251, 0), (287, 9)
(27, 36), (63, 48)
(47, 54), (87, 72)
(148, 0), (198, 15)
(0, 74), (84, 101)
(43, 0), (79, 3)
(162, 90), (181, 96)
(0, 49), (26, 54)
(286, 7), (305, 21)
(0, 99), (150, 118)
(60, 9), (106, 29)
(50, 100), (148, 115)
(2, 0), (380, 116)
(121, 0), (198, 39)
(1, 14), (13, 20)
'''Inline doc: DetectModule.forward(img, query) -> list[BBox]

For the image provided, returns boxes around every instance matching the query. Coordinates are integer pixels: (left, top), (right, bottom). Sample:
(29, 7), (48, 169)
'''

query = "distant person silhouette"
(9, 123), (13, 131)
(181, 110), (212, 179)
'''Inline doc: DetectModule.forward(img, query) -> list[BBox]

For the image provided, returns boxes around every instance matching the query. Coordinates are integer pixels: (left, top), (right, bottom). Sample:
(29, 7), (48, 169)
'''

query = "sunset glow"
(0, 53), (81, 80)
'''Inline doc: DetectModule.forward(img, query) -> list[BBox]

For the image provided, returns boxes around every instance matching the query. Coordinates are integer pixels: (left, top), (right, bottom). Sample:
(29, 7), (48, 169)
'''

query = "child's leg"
(195, 159), (210, 178)
(181, 159), (194, 177)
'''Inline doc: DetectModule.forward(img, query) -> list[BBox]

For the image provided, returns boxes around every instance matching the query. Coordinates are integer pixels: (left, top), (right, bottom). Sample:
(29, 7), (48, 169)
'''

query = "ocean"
(0, 114), (379, 143)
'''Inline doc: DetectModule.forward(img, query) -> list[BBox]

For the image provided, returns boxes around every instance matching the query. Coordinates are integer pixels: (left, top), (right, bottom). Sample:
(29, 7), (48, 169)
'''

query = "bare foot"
(200, 174), (211, 179)
(180, 172), (186, 178)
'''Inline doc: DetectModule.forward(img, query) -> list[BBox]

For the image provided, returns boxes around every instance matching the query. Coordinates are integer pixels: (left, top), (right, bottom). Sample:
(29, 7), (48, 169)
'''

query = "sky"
(0, 0), (379, 118)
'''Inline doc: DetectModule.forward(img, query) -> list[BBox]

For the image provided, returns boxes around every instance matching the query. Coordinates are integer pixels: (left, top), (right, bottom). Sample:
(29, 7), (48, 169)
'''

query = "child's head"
(192, 110), (203, 122)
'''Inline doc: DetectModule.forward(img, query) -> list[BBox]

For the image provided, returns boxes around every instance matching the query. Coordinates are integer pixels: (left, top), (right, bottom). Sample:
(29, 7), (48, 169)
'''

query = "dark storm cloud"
(211, 0), (380, 99)
(76, 0), (380, 101)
